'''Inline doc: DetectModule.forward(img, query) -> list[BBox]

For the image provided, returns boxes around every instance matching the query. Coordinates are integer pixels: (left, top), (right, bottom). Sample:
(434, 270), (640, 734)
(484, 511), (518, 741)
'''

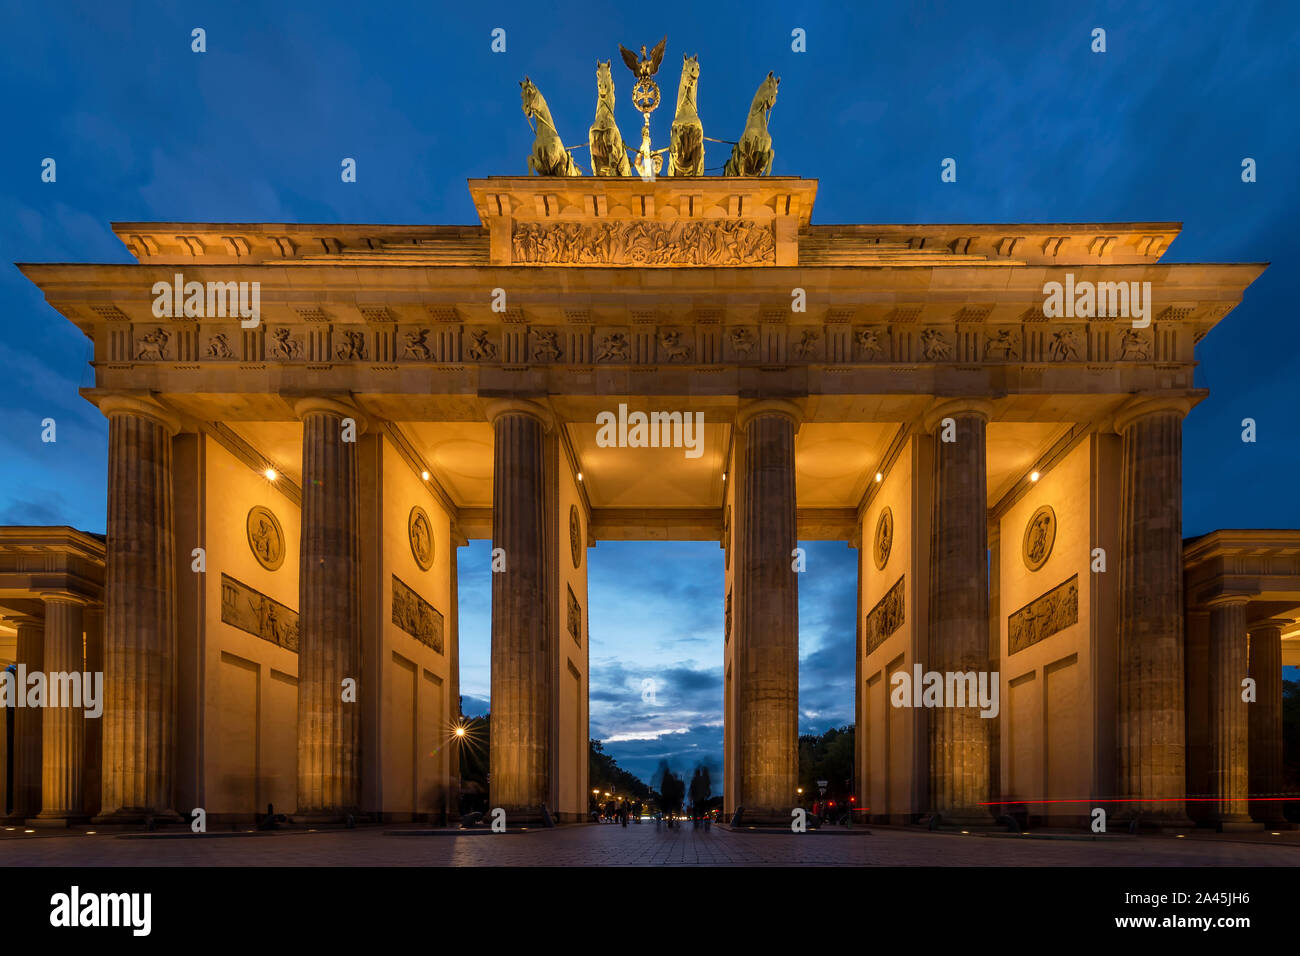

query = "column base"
(485, 805), (555, 827)
(1111, 807), (1195, 830)
(292, 810), (370, 827)
(728, 806), (800, 827)
(29, 813), (91, 828)
(1250, 816), (1296, 829)
(1203, 816), (1264, 833)
(91, 808), (185, 826)
(926, 808), (997, 829)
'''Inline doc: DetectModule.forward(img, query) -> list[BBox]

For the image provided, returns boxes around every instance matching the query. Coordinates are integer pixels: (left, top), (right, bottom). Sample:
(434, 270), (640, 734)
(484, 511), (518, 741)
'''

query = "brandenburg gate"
(9, 48), (1278, 829)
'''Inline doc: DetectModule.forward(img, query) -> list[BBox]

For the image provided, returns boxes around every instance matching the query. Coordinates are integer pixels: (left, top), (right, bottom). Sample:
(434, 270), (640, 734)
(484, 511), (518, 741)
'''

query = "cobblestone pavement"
(2, 822), (1298, 866)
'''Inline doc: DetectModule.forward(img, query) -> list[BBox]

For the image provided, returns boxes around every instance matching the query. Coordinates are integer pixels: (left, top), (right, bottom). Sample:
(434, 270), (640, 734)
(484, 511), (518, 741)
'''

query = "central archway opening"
(588, 540), (722, 820)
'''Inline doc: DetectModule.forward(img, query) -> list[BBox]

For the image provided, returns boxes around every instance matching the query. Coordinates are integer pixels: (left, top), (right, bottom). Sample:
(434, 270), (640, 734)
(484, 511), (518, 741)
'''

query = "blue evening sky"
(2, 2), (1297, 787)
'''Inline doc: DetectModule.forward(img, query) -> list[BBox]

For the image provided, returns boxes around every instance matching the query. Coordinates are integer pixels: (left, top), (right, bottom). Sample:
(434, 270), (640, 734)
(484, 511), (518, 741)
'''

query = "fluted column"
(487, 400), (552, 821)
(82, 604), (104, 819)
(8, 614), (44, 820)
(1206, 596), (1253, 828)
(1115, 397), (1193, 825)
(735, 400), (800, 823)
(295, 397), (365, 818)
(1248, 618), (1289, 826)
(96, 396), (180, 822)
(924, 399), (994, 824)
(36, 593), (86, 823)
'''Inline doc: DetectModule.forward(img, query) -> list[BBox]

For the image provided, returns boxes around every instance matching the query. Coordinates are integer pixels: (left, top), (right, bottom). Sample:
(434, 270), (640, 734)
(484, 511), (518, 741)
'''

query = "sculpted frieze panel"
(659, 328), (694, 362)
(853, 327), (889, 362)
(1117, 327), (1151, 360)
(392, 574), (444, 653)
(135, 326), (172, 361)
(204, 331), (236, 359)
(726, 326), (759, 361)
(134, 314), (1176, 371)
(919, 327), (954, 361)
(511, 218), (776, 266)
(1008, 574), (1078, 655)
(465, 328), (499, 362)
(566, 585), (582, 646)
(268, 327), (304, 360)
(221, 573), (298, 652)
(982, 327), (1020, 361)
(865, 575), (905, 655)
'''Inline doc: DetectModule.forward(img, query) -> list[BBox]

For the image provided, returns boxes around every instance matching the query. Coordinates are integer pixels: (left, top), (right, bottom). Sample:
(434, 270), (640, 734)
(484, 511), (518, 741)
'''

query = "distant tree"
(798, 725), (855, 808)
(589, 739), (655, 804)
(457, 712), (490, 815)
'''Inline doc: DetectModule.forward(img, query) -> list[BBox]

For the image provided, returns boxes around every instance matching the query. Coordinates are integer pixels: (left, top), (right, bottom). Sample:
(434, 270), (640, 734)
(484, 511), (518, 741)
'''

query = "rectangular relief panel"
(865, 575), (905, 655)
(392, 575), (445, 654)
(1008, 574), (1078, 655)
(220, 573), (299, 652)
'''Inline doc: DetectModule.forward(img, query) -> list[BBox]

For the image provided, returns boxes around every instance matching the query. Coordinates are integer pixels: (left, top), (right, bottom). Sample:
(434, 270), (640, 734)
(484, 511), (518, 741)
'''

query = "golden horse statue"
(588, 61), (631, 176)
(723, 72), (779, 176)
(667, 54), (703, 176)
(520, 77), (581, 176)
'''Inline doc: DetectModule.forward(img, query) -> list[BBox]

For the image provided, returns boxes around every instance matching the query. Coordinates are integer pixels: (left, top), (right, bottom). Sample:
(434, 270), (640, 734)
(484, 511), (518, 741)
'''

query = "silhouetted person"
(258, 802), (287, 830)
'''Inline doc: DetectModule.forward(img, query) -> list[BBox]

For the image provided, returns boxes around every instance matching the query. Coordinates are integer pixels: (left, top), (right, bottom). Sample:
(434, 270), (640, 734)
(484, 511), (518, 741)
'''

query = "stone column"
(8, 614), (44, 820)
(923, 399), (994, 825)
(1248, 618), (1289, 826)
(35, 593), (86, 825)
(1205, 595), (1254, 829)
(487, 400), (552, 822)
(735, 400), (800, 823)
(82, 604), (104, 819)
(1114, 397), (1193, 826)
(295, 397), (366, 819)
(96, 396), (181, 823)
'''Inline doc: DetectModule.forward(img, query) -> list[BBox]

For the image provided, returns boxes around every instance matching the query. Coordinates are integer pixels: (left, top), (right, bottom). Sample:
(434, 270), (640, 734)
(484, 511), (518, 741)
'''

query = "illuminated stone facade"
(8, 175), (1288, 828)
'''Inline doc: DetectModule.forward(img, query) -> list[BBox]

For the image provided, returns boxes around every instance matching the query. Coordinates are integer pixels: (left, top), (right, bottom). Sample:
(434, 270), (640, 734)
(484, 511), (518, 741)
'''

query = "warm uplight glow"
(875, 472), (883, 483)
(577, 472), (584, 481)
(421, 470), (430, 481)
(264, 468), (277, 481)
(1030, 471), (1040, 482)
(722, 472), (727, 481)
(796, 787), (803, 794)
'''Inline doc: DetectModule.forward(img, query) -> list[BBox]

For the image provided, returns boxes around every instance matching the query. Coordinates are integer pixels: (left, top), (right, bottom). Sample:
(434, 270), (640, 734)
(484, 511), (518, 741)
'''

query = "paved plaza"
(2, 822), (1298, 866)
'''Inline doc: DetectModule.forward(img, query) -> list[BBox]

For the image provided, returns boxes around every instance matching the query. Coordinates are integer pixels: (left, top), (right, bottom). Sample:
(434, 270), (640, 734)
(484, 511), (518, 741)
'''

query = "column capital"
(1112, 394), (1196, 434)
(292, 395), (370, 433)
(736, 398), (803, 431)
(922, 397), (994, 434)
(1204, 592), (1253, 610)
(38, 590), (90, 607)
(95, 394), (182, 435)
(5, 613), (43, 629)
(484, 398), (554, 431)
(1248, 617), (1293, 633)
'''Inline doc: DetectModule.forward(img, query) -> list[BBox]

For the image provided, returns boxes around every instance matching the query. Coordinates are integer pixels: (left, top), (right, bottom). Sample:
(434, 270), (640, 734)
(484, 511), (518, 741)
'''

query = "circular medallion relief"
(873, 507), (893, 570)
(409, 506), (434, 571)
(569, 504), (583, 569)
(246, 506), (285, 571)
(1023, 505), (1057, 572)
